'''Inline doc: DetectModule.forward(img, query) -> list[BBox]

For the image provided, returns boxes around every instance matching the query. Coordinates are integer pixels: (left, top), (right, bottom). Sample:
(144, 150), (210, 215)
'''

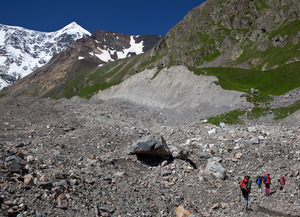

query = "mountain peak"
(58, 22), (91, 36)
(68, 21), (79, 27)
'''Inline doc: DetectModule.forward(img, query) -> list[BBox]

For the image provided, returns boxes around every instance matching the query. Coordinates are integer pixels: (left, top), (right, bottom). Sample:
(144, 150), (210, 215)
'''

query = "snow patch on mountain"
(118, 36), (144, 58)
(0, 22), (90, 89)
(89, 36), (144, 63)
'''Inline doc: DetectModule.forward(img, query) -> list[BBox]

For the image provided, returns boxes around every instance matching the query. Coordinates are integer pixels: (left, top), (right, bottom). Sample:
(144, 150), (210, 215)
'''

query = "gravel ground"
(0, 95), (299, 217)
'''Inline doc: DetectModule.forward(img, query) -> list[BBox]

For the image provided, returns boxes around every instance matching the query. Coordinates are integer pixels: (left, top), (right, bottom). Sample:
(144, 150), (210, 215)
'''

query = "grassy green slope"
(191, 61), (300, 96)
(192, 62), (300, 125)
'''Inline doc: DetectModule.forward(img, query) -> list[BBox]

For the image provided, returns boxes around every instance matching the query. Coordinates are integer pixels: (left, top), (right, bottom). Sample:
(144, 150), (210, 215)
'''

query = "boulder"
(205, 158), (226, 180)
(127, 135), (172, 157)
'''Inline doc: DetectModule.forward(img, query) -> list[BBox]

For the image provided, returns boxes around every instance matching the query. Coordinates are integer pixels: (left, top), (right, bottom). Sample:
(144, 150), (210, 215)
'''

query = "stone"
(5, 155), (24, 174)
(223, 208), (230, 214)
(235, 152), (242, 159)
(205, 159), (226, 180)
(57, 194), (68, 209)
(213, 157), (222, 162)
(258, 135), (265, 142)
(208, 128), (217, 135)
(39, 181), (53, 190)
(169, 146), (190, 159)
(15, 142), (25, 148)
(161, 160), (168, 167)
(127, 135), (172, 156)
(219, 122), (226, 129)
(197, 151), (210, 160)
(26, 155), (34, 163)
(210, 203), (219, 210)
(248, 127), (256, 132)
(250, 137), (260, 144)
(175, 205), (193, 217)
(24, 174), (35, 185)
(251, 88), (258, 94)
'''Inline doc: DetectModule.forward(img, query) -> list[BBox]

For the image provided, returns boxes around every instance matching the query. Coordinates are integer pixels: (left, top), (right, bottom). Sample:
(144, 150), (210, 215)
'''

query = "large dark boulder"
(127, 135), (172, 157)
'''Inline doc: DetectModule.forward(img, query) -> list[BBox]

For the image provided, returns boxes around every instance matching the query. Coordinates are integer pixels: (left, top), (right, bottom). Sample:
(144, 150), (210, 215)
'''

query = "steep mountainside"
(160, 0), (300, 69)
(0, 22), (91, 89)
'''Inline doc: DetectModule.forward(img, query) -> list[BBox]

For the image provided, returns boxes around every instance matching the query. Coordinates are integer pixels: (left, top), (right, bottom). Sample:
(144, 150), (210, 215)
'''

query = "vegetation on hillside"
(191, 62), (300, 125)
(190, 62), (300, 96)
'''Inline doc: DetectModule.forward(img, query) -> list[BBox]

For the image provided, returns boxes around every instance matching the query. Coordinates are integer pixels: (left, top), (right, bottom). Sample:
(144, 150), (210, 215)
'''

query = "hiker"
(263, 174), (271, 196)
(240, 176), (252, 211)
(278, 176), (285, 190)
(255, 175), (263, 193)
(277, 178), (283, 190)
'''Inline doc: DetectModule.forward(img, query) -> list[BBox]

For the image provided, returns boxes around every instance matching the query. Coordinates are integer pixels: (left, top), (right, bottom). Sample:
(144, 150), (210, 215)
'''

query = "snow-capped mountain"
(1, 30), (162, 98)
(0, 22), (91, 89)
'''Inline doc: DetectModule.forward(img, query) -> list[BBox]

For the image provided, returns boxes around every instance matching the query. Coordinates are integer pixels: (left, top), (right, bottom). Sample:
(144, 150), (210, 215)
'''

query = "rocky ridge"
(161, 0), (300, 69)
(0, 96), (299, 216)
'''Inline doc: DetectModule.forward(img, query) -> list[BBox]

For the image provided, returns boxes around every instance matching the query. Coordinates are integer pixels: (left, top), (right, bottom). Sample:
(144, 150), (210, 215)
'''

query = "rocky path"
(0, 96), (299, 216)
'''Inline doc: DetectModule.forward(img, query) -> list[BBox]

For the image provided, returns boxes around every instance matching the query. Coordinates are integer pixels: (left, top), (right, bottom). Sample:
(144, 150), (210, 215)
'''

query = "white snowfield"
(0, 22), (91, 89)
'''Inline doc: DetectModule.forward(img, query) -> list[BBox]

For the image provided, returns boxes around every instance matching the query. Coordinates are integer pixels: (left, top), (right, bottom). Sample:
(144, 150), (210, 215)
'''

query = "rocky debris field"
(0, 96), (299, 217)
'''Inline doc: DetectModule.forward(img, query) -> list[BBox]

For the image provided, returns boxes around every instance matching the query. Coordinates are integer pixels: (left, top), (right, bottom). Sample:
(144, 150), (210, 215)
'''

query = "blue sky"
(0, 0), (206, 35)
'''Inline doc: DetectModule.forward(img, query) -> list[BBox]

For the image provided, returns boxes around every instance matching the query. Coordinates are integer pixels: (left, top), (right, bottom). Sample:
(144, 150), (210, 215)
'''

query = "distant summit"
(0, 22), (91, 89)
(56, 22), (91, 37)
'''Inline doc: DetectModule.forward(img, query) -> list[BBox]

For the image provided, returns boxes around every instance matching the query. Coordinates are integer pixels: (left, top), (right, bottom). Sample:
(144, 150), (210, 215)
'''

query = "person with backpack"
(278, 176), (285, 190)
(256, 175), (263, 193)
(263, 174), (271, 196)
(240, 176), (252, 211)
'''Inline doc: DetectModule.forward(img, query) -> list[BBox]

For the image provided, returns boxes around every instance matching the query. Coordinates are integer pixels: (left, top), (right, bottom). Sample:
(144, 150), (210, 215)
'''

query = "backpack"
(247, 180), (252, 191)
(280, 176), (285, 186)
(256, 176), (262, 185)
(240, 180), (248, 193)
(263, 174), (270, 184)
(240, 178), (251, 193)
